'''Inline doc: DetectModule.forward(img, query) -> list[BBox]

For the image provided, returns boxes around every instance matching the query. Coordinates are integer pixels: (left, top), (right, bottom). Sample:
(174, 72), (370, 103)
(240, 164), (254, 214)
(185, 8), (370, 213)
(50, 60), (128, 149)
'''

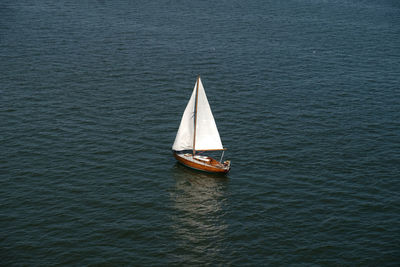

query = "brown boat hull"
(173, 152), (230, 174)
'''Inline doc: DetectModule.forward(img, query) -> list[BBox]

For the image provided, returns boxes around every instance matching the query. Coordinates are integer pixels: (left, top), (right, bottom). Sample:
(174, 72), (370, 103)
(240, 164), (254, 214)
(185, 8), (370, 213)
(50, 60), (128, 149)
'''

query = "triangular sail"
(194, 78), (223, 150)
(172, 82), (197, 151)
(172, 77), (223, 151)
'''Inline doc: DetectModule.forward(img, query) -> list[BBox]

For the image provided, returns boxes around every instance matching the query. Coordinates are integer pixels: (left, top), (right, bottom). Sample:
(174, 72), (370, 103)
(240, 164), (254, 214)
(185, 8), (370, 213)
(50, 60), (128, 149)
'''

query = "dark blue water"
(1, 0), (399, 265)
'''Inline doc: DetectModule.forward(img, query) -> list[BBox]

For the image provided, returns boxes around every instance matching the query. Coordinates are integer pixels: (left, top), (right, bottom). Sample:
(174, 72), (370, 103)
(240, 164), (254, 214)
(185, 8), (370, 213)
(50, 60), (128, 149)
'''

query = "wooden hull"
(173, 152), (230, 174)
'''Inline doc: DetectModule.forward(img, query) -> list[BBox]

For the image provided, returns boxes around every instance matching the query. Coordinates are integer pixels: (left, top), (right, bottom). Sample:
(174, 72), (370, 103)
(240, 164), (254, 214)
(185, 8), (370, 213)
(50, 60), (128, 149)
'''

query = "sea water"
(1, 0), (399, 265)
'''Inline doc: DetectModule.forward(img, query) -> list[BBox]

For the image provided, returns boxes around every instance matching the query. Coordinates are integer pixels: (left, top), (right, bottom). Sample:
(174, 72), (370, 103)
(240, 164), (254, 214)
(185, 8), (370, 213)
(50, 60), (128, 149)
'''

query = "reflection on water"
(169, 164), (230, 264)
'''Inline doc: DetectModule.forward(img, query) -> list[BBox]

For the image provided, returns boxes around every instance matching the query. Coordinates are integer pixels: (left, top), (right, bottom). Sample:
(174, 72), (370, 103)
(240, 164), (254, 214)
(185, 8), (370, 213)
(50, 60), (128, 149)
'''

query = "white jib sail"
(172, 82), (197, 151)
(194, 78), (223, 151)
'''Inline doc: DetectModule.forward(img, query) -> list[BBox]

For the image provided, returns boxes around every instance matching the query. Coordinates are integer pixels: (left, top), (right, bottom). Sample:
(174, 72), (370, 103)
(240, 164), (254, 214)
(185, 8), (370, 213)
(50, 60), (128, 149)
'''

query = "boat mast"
(192, 75), (200, 156)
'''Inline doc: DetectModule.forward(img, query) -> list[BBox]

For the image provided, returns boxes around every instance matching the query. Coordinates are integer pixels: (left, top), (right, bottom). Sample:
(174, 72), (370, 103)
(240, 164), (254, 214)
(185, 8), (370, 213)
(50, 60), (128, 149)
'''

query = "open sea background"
(1, 0), (399, 265)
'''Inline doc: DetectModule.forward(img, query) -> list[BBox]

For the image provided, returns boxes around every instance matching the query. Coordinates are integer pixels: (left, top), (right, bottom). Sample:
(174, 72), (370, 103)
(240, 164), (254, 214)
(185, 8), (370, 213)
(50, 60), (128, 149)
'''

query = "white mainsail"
(172, 77), (223, 151)
(172, 83), (196, 151)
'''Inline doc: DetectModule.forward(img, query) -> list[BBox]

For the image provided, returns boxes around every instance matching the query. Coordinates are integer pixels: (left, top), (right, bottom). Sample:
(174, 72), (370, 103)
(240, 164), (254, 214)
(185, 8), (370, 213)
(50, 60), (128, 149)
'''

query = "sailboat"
(172, 76), (231, 174)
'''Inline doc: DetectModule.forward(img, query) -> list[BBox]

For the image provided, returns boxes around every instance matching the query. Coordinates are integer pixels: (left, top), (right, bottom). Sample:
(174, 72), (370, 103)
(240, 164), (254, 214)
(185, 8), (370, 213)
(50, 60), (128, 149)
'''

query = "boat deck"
(174, 152), (230, 173)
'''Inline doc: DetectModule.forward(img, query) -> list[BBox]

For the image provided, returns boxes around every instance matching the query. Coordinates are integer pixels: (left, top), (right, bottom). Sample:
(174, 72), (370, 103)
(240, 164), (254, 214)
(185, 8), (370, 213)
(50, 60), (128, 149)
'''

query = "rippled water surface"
(1, 0), (399, 265)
